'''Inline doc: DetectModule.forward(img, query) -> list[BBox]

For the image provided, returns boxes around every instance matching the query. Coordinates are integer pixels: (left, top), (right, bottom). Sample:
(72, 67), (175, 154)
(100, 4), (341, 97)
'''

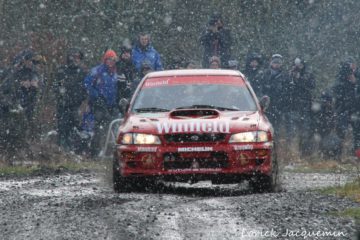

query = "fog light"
(122, 152), (136, 160)
(127, 161), (137, 168)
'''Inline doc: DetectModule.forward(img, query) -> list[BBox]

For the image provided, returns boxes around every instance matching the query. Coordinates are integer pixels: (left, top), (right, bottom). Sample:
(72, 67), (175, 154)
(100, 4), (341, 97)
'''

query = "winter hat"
(67, 47), (84, 60)
(102, 49), (118, 62)
(119, 46), (132, 56)
(228, 60), (239, 69)
(208, 12), (223, 26)
(271, 54), (283, 65)
(141, 60), (153, 71)
(66, 47), (83, 65)
(343, 56), (355, 65)
(13, 49), (34, 66)
(209, 56), (221, 65)
(320, 90), (333, 103)
(294, 57), (301, 65)
(249, 52), (262, 62)
(339, 56), (356, 76)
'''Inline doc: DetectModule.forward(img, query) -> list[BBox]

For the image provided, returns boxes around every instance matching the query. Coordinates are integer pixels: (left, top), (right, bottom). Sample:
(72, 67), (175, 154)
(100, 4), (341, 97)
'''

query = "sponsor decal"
(137, 147), (157, 152)
(237, 153), (249, 166)
(144, 79), (169, 87)
(141, 154), (156, 168)
(178, 147), (213, 152)
(263, 142), (273, 148)
(191, 160), (200, 169)
(156, 120), (230, 134)
(233, 145), (254, 151)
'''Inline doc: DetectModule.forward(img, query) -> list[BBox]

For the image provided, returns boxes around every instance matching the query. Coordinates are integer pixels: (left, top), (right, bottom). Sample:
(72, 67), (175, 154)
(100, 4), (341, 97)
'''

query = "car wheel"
(250, 150), (279, 193)
(112, 158), (134, 193)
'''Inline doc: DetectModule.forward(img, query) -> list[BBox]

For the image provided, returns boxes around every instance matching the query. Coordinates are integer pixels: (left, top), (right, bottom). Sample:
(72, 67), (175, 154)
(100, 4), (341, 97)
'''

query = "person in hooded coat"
(287, 57), (316, 156)
(312, 90), (341, 158)
(200, 12), (232, 69)
(242, 52), (264, 96)
(260, 54), (290, 135)
(54, 47), (87, 151)
(0, 49), (43, 152)
(132, 32), (163, 73)
(84, 49), (119, 157)
(332, 57), (359, 156)
(116, 46), (137, 101)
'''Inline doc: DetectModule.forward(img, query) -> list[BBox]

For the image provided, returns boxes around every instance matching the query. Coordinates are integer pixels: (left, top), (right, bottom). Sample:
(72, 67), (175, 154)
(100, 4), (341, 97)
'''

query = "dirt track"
(0, 168), (359, 240)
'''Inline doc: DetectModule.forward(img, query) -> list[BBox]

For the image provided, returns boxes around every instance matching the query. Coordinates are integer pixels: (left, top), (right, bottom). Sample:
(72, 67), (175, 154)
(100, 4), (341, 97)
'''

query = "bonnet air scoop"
(169, 108), (220, 119)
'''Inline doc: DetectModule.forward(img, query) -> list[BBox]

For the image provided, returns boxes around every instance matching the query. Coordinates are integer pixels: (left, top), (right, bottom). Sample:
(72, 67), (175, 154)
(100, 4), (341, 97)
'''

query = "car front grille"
(163, 152), (228, 170)
(164, 133), (226, 143)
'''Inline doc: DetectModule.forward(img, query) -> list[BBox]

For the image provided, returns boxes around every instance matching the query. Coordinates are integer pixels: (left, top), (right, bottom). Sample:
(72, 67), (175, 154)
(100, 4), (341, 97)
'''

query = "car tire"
(113, 158), (134, 193)
(250, 149), (279, 193)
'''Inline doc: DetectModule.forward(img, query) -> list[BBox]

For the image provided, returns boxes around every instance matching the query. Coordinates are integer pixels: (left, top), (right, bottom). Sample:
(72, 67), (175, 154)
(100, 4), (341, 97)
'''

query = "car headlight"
(229, 131), (268, 143)
(121, 133), (161, 145)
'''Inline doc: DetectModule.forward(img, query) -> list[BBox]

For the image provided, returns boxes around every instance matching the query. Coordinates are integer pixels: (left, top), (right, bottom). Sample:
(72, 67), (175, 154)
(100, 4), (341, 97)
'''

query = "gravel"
(0, 169), (359, 240)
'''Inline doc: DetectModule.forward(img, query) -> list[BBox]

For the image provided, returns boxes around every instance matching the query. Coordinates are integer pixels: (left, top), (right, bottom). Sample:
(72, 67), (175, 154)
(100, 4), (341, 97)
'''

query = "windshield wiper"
(175, 105), (239, 111)
(134, 107), (170, 113)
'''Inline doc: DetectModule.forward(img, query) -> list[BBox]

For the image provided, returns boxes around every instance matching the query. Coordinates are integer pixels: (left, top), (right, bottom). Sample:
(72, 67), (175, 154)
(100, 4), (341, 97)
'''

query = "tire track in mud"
(0, 171), (359, 240)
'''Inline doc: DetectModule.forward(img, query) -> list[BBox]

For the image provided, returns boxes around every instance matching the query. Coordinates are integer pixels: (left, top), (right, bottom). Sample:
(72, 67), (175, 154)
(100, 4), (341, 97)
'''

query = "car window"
(132, 83), (257, 112)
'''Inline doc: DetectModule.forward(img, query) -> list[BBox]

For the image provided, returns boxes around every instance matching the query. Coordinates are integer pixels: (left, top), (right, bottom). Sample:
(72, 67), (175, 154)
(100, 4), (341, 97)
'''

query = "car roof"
(146, 69), (245, 78)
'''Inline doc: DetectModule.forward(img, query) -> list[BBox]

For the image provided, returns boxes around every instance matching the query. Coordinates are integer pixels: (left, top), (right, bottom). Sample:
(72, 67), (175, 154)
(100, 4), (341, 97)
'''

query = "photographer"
(333, 57), (359, 157)
(0, 49), (45, 152)
(287, 57), (316, 157)
(200, 12), (232, 68)
(54, 48), (87, 151)
(116, 46), (136, 101)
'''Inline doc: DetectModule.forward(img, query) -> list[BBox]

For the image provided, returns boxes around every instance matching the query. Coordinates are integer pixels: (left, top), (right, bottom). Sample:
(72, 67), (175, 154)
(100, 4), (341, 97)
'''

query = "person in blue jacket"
(132, 32), (163, 73)
(84, 49), (119, 157)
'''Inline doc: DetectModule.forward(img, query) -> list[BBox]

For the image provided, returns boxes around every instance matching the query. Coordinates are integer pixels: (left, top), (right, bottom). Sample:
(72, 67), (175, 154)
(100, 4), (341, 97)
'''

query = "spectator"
(312, 90), (341, 158)
(185, 60), (200, 69)
(287, 57), (316, 157)
(243, 52), (263, 96)
(168, 56), (186, 70)
(200, 12), (232, 68)
(54, 47), (87, 151)
(209, 56), (221, 69)
(139, 60), (154, 78)
(84, 49), (119, 157)
(333, 56), (359, 156)
(116, 45), (136, 101)
(132, 32), (163, 73)
(0, 49), (44, 152)
(228, 60), (239, 70)
(14, 50), (43, 123)
(127, 60), (154, 99)
(0, 63), (24, 153)
(260, 54), (289, 136)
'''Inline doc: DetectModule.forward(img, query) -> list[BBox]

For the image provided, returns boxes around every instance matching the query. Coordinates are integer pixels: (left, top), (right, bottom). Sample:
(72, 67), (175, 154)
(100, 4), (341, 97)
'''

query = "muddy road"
(0, 168), (359, 240)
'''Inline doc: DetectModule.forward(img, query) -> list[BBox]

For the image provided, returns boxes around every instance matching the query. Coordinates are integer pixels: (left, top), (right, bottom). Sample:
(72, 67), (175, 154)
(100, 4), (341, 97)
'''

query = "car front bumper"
(115, 142), (274, 177)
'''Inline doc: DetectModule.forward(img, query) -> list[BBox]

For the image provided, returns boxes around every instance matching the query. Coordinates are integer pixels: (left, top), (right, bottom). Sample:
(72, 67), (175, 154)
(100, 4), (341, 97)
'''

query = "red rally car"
(113, 69), (278, 192)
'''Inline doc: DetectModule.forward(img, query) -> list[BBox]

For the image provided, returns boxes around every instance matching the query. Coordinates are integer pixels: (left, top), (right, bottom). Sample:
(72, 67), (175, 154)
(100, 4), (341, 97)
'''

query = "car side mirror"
(119, 98), (129, 115)
(259, 95), (270, 112)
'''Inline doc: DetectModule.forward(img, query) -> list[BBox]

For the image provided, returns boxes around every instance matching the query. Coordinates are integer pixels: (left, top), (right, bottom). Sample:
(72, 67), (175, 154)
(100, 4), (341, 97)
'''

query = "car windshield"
(132, 81), (258, 113)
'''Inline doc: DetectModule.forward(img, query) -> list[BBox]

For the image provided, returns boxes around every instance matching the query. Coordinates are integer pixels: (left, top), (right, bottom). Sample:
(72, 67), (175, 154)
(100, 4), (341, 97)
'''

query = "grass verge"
(319, 178), (360, 221)
(319, 178), (360, 203)
(0, 160), (107, 177)
(284, 160), (359, 174)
